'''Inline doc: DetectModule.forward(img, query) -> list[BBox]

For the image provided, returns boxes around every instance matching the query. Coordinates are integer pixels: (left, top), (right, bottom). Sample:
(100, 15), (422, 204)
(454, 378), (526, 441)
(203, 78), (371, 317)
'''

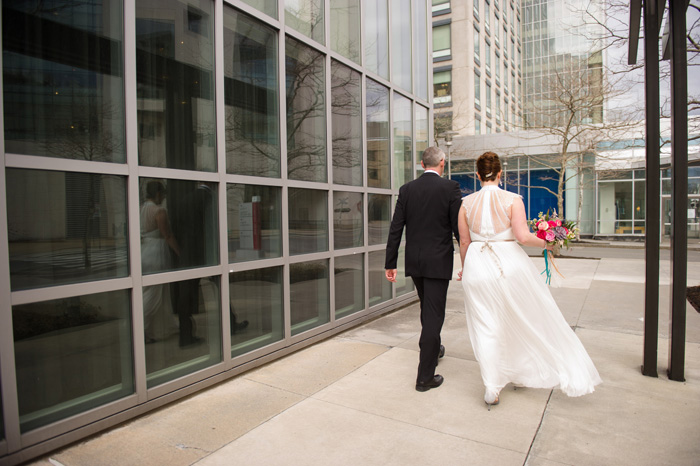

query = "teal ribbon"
(541, 249), (552, 285)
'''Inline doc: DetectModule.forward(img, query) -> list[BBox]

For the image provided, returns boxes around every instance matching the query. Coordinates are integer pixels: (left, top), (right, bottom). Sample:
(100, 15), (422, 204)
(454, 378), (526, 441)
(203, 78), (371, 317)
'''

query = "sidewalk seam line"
(523, 389), (553, 466)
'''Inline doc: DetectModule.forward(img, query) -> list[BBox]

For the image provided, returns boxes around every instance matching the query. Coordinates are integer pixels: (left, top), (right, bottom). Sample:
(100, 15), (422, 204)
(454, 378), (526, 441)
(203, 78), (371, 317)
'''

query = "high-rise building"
(431, 0), (523, 137)
(0, 1), (432, 463)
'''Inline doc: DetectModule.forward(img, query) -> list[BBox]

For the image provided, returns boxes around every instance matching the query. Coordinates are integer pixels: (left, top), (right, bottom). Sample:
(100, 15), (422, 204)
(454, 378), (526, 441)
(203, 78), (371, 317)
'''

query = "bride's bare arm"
(458, 205), (471, 273)
(511, 197), (548, 249)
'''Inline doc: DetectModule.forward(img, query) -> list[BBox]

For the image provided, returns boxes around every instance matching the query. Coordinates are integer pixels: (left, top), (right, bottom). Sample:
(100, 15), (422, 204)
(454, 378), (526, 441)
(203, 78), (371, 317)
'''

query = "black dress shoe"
(415, 374), (444, 392)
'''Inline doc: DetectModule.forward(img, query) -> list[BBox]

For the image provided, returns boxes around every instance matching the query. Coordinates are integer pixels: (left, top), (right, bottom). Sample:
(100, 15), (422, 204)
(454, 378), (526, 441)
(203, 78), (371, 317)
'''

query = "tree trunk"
(577, 153), (584, 240)
(557, 161), (566, 216)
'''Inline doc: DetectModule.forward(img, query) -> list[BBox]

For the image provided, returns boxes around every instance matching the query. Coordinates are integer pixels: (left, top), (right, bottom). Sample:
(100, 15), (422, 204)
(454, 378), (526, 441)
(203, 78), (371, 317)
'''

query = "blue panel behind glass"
(529, 169), (561, 218)
(452, 174), (478, 196)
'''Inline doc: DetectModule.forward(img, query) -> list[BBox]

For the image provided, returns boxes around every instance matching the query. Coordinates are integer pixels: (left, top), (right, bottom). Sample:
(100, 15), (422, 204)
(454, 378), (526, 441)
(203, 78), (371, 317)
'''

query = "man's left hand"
(385, 269), (397, 282)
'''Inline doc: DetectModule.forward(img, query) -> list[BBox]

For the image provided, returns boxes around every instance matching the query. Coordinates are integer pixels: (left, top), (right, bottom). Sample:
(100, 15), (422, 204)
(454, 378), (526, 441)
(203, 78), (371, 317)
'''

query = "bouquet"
(529, 211), (578, 285)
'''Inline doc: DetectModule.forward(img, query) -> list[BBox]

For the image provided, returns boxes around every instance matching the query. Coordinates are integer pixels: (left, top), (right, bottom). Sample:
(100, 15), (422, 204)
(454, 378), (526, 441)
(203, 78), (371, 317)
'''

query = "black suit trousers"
(412, 276), (449, 383)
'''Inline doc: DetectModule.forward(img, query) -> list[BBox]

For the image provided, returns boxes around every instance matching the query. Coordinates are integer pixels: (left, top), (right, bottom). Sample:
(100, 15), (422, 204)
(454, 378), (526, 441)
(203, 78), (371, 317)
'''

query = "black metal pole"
(642, 0), (661, 378)
(668, 0), (688, 382)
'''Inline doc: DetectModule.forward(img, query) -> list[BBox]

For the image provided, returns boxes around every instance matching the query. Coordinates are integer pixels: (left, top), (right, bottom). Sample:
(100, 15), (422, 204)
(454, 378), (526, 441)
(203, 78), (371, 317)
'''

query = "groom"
(385, 146), (462, 392)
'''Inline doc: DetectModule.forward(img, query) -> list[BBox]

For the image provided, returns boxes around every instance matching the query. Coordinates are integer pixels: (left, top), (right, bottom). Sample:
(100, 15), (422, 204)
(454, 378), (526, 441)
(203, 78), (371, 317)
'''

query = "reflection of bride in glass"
(140, 180), (180, 343)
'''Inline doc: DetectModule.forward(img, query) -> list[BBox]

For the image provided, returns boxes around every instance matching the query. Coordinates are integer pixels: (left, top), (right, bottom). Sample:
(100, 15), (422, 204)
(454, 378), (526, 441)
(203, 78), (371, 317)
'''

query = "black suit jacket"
(385, 172), (462, 280)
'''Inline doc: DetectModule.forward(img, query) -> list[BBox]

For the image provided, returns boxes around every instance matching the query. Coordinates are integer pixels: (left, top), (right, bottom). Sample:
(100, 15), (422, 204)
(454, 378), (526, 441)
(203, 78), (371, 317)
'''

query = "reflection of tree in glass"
(285, 0), (324, 44)
(286, 37), (326, 182)
(331, 61), (362, 185)
(224, 8), (280, 177)
(44, 103), (124, 269)
(365, 80), (390, 188)
(330, 0), (361, 63)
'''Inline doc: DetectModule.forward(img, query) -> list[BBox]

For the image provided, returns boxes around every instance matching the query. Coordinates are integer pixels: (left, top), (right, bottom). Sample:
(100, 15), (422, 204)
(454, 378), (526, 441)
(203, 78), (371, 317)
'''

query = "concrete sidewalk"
(27, 255), (700, 466)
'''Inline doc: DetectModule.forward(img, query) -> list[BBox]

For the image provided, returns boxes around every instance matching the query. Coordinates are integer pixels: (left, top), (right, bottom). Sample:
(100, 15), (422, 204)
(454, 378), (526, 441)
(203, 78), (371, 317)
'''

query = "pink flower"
(548, 220), (557, 229)
(545, 231), (555, 242)
(537, 221), (548, 231)
(536, 230), (547, 240)
(556, 219), (562, 227)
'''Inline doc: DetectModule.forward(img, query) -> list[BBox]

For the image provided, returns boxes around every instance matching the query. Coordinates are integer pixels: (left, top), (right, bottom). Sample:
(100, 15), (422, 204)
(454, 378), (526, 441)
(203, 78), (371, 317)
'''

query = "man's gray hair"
(422, 146), (445, 168)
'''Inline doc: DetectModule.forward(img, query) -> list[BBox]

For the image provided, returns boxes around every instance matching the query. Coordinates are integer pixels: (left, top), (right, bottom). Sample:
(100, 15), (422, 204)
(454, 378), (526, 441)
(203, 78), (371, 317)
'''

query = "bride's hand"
(457, 269), (463, 281)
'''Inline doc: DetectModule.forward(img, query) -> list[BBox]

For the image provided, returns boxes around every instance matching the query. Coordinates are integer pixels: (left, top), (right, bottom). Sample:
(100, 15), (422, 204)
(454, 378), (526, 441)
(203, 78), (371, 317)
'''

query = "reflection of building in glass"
(0, 0), (431, 463)
(521, 0), (604, 128)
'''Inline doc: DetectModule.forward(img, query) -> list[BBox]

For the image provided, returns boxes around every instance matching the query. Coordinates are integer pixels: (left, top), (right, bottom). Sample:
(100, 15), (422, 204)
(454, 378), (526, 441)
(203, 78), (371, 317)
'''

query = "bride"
(141, 180), (180, 343)
(458, 152), (601, 408)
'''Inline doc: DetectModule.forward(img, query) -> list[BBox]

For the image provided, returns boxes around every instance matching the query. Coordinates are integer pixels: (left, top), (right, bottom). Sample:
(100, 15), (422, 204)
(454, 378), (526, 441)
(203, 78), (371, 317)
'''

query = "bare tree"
(507, 57), (639, 231)
(576, 0), (700, 143)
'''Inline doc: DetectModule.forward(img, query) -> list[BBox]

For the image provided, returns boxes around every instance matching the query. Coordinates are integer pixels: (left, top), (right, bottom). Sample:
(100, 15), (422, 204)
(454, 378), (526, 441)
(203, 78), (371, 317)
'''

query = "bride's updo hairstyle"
(476, 151), (502, 182)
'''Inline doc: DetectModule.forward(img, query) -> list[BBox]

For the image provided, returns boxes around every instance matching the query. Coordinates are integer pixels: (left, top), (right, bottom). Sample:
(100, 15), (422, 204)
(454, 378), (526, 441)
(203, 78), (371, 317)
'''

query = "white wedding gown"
(141, 200), (178, 341)
(461, 185), (601, 400)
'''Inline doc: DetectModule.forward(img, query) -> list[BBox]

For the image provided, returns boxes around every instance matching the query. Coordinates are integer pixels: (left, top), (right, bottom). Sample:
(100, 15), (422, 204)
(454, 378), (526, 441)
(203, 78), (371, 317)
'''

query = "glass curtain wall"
(0, 0), (430, 460)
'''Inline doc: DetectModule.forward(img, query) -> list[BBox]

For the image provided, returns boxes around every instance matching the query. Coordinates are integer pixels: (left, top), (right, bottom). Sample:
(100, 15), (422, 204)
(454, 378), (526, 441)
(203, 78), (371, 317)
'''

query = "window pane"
(289, 188), (328, 255)
(227, 184), (282, 263)
(434, 70), (452, 103)
(416, 105), (429, 163)
(364, 0), (389, 78)
(474, 29), (480, 59)
(230, 266), (284, 358)
(7, 169), (128, 291)
(145, 276), (222, 388)
(433, 25), (451, 52)
(366, 79), (390, 188)
(393, 93), (413, 188)
(14, 290), (133, 432)
(335, 254), (365, 318)
(331, 61), (363, 186)
(2, 1), (126, 163)
(240, 0), (277, 19)
(474, 71), (481, 104)
(368, 194), (391, 245)
(290, 259), (330, 335)
(333, 191), (364, 249)
(286, 37), (327, 182)
(486, 83), (492, 113)
(330, 0), (361, 63)
(396, 244), (414, 295)
(391, 0), (412, 92)
(414, 0), (429, 100)
(485, 42), (491, 68)
(285, 0), (324, 44)
(634, 180), (646, 220)
(140, 179), (219, 273)
(369, 251), (391, 306)
(136, 0), (216, 171)
(224, 7), (280, 177)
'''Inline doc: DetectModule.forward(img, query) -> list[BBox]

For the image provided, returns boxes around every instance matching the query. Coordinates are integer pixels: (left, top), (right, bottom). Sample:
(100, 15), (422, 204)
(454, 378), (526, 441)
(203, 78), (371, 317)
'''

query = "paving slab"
(194, 398), (526, 466)
(27, 378), (304, 466)
(578, 281), (700, 340)
(527, 329), (700, 466)
(548, 287), (589, 327)
(529, 256), (600, 290)
(528, 328), (700, 466)
(244, 338), (389, 397)
(338, 306), (421, 348)
(313, 347), (551, 454)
